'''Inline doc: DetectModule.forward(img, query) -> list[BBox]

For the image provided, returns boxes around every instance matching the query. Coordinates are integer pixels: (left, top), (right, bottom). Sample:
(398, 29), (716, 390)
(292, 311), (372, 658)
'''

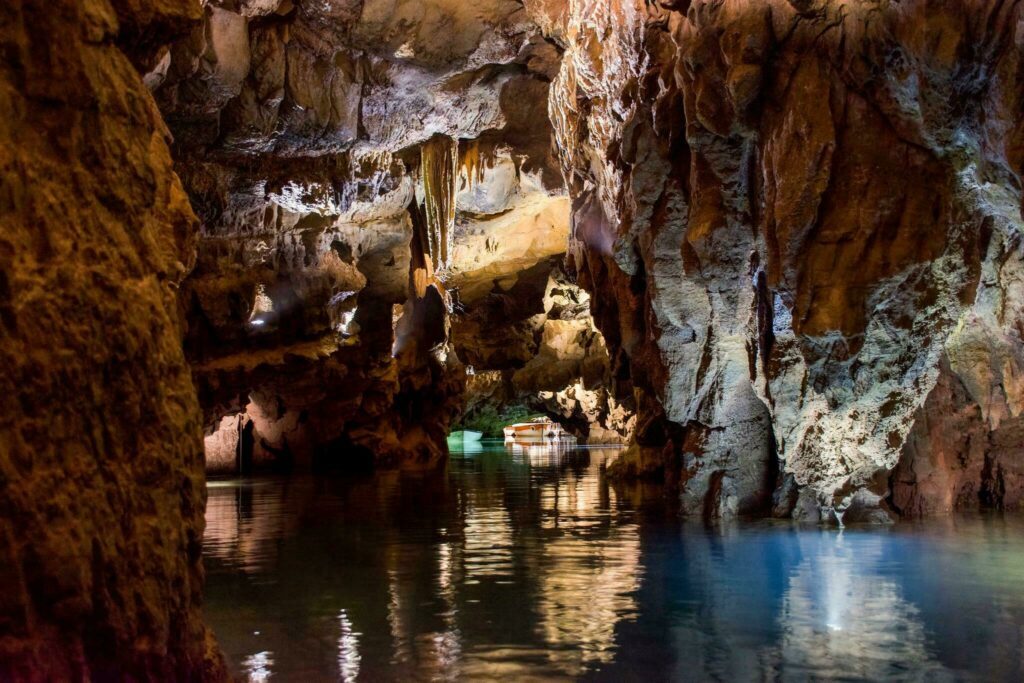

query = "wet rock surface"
(0, 0), (225, 677)
(536, 0), (1024, 519)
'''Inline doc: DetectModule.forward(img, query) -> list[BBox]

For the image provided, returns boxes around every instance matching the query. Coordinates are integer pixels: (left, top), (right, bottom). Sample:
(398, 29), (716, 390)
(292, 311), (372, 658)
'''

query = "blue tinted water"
(203, 442), (1024, 681)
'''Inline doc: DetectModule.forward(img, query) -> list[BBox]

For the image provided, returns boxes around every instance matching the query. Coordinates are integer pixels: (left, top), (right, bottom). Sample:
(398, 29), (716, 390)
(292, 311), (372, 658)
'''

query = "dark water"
(204, 442), (1024, 682)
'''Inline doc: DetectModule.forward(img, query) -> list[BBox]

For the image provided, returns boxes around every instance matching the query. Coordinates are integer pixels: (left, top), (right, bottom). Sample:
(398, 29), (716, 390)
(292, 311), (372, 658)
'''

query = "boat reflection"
(448, 439), (483, 455)
(504, 435), (578, 463)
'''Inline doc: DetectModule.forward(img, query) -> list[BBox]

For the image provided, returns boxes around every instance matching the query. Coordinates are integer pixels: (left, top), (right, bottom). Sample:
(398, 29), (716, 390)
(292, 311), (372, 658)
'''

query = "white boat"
(503, 417), (567, 440)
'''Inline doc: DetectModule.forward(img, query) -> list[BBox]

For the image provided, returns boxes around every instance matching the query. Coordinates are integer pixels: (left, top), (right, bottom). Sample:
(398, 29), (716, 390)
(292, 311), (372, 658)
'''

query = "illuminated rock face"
(153, 0), (1024, 512)
(445, 148), (632, 443)
(0, 0), (226, 678)
(153, 0), (567, 471)
(453, 257), (635, 444)
(537, 0), (1024, 519)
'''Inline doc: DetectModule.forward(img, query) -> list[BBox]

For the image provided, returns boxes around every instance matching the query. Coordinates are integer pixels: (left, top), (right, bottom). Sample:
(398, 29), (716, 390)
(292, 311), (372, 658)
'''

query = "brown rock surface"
(151, 0), (572, 471)
(0, 0), (225, 677)
(537, 0), (1024, 519)
(892, 318), (1024, 516)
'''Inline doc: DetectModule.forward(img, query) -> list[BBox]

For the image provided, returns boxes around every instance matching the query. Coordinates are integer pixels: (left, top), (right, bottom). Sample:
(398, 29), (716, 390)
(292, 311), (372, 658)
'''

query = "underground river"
(204, 443), (1024, 681)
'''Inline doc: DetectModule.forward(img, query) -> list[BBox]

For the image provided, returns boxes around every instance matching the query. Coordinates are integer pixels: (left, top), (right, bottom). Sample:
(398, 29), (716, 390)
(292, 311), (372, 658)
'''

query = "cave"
(5, 0), (1024, 679)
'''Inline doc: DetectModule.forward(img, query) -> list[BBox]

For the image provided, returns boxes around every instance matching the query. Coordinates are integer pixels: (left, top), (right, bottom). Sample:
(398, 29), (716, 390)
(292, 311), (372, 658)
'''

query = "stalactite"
(399, 195), (454, 366)
(413, 267), (430, 299)
(458, 138), (505, 194)
(459, 139), (486, 191)
(420, 134), (458, 269)
(408, 196), (433, 299)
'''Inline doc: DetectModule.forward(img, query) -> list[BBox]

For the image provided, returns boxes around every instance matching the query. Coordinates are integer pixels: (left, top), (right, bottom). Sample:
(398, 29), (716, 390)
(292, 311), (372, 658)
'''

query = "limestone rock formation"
(0, 0), (225, 677)
(454, 257), (634, 443)
(19, 0), (1024, 678)
(892, 323), (1024, 517)
(155, 0), (1024, 518)
(152, 0), (575, 472)
(536, 0), (1024, 520)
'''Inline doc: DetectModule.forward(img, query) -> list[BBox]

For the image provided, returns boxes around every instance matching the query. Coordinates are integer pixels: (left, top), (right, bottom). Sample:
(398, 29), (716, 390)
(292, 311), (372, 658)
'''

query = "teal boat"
(446, 430), (483, 446)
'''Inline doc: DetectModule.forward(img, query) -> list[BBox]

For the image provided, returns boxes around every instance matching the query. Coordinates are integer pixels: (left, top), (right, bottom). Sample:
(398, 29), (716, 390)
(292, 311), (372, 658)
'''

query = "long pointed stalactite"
(419, 134), (458, 271)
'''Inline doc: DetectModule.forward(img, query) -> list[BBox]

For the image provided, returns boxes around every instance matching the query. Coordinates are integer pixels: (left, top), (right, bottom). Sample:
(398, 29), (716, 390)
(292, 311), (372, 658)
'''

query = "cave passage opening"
(11, 0), (1024, 679)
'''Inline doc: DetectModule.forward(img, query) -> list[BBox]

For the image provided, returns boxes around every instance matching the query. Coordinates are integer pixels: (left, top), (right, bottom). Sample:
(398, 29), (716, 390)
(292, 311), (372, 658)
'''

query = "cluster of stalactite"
(458, 138), (495, 193)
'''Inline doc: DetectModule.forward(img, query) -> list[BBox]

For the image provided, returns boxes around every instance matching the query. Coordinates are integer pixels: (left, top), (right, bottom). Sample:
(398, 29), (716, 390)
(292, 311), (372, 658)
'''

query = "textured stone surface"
(537, 0), (1024, 520)
(21, 0), (1024, 677)
(453, 257), (635, 443)
(151, 0), (599, 471)
(892, 323), (1024, 516)
(0, 0), (225, 677)
(158, 0), (1024, 514)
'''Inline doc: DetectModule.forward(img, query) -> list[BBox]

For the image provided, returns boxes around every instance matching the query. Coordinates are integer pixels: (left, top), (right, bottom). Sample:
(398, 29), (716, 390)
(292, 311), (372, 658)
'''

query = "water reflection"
(204, 444), (1024, 681)
(505, 436), (578, 464)
(337, 610), (360, 682)
(241, 651), (273, 682)
(774, 533), (946, 681)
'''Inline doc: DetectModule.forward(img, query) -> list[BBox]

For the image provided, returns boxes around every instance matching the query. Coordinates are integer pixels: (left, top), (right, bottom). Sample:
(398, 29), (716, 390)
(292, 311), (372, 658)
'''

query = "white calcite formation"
(533, 0), (1024, 521)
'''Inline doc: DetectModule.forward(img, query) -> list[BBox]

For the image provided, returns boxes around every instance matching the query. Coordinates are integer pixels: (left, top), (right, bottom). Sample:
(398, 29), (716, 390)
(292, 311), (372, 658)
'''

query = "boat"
(446, 430), (483, 445)
(503, 417), (567, 440)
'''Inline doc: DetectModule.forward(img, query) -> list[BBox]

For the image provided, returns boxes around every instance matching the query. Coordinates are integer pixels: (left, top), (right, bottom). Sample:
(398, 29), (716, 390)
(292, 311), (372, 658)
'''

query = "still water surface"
(204, 442), (1024, 681)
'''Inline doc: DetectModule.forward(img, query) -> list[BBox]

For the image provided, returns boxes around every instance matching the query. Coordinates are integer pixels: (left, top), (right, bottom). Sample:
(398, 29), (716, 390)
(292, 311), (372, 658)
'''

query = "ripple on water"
(204, 443), (1024, 681)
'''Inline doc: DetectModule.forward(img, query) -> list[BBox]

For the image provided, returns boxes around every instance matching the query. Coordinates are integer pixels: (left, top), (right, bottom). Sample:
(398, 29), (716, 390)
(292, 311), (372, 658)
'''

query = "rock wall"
(892, 324), (1024, 516)
(152, 0), (567, 472)
(535, 0), (1024, 520)
(0, 0), (225, 677)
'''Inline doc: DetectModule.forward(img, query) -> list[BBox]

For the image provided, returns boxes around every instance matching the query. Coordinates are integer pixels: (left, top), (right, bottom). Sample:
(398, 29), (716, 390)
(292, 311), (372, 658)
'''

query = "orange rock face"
(539, 0), (1024, 520)
(0, 0), (226, 678)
